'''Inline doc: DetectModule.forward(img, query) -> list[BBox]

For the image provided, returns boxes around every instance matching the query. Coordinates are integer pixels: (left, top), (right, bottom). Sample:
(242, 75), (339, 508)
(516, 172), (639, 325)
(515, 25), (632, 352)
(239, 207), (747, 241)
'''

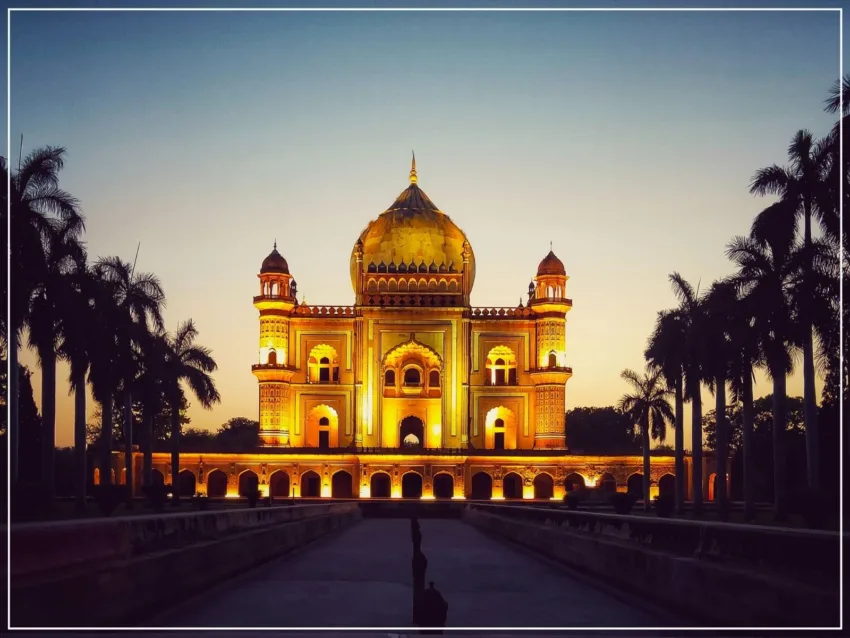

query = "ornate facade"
(132, 157), (713, 501)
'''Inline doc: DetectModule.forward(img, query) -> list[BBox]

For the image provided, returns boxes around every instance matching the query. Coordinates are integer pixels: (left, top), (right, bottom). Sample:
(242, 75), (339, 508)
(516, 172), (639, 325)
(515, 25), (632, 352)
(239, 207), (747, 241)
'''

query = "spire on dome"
(410, 151), (418, 184)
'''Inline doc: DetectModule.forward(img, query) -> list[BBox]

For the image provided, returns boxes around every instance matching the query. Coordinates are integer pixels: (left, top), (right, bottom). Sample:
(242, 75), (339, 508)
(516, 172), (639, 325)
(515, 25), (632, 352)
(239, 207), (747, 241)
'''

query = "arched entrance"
(433, 473), (454, 499)
(564, 473), (585, 492)
(534, 473), (554, 499)
(400, 416), (425, 449)
(151, 469), (165, 486)
(503, 472), (522, 500)
(177, 470), (196, 497)
(471, 472), (493, 499)
(301, 470), (321, 497)
(708, 473), (717, 501)
(401, 472), (423, 498)
(627, 473), (643, 498)
(270, 471), (291, 498)
(659, 474), (675, 499)
(239, 471), (259, 496)
(370, 472), (391, 498)
(207, 469), (227, 497)
(332, 471), (353, 498)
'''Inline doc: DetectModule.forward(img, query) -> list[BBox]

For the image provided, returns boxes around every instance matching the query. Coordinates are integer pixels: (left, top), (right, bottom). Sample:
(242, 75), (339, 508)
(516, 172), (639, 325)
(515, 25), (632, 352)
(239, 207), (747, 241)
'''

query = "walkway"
(151, 518), (679, 629)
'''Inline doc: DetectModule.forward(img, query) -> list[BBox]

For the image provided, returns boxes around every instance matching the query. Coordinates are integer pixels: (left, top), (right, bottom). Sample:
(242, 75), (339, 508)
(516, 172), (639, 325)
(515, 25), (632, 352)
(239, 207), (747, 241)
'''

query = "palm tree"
(727, 203), (801, 519)
(702, 281), (738, 520)
(28, 220), (86, 500)
(5, 147), (82, 482)
(669, 273), (708, 515)
(58, 265), (98, 512)
(136, 330), (169, 487)
(94, 257), (165, 504)
(750, 131), (831, 491)
(618, 368), (674, 512)
(161, 320), (221, 502)
(723, 288), (761, 522)
(645, 309), (687, 514)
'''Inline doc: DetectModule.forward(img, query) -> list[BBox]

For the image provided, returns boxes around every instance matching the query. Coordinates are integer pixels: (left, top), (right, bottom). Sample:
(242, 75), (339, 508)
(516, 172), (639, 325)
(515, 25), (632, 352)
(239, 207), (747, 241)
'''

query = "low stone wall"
(463, 504), (840, 627)
(11, 502), (360, 627)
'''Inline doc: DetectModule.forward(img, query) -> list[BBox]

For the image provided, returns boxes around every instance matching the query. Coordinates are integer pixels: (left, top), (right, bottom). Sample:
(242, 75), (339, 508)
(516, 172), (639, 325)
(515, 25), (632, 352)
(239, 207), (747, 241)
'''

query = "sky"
(4, 1), (844, 448)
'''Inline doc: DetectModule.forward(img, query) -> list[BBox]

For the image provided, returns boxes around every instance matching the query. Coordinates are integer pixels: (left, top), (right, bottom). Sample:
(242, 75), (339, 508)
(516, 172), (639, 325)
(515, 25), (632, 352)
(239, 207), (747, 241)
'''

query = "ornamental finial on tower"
(410, 150), (417, 184)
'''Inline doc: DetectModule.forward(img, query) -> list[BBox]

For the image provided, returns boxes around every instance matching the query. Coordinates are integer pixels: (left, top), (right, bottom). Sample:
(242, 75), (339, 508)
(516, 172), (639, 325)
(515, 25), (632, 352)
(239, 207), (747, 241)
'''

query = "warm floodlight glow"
(522, 485), (535, 499)
(321, 484), (331, 498)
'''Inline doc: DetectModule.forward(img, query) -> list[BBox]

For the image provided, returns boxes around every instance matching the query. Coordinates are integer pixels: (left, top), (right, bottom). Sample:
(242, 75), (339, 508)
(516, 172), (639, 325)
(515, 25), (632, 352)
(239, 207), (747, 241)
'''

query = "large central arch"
(400, 416), (425, 449)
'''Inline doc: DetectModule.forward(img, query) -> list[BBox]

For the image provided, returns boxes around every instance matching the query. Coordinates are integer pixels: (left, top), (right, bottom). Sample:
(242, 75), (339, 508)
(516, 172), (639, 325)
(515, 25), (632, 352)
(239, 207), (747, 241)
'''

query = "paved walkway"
(151, 519), (679, 629)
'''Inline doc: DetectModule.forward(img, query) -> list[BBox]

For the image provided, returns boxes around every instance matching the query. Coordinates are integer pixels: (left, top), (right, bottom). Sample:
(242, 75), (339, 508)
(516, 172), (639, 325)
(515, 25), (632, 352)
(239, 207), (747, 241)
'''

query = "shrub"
(245, 489), (260, 508)
(610, 492), (635, 515)
(92, 485), (126, 516)
(192, 493), (209, 510)
(564, 493), (580, 510)
(10, 482), (52, 521)
(143, 484), (170, 512)
(653, 495), (674, 518)
(790, 488), (832, 530)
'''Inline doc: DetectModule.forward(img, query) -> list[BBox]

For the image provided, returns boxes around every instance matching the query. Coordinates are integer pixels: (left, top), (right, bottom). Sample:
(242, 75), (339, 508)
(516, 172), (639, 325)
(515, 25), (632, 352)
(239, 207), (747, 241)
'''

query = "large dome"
(350, 158), (475, 291)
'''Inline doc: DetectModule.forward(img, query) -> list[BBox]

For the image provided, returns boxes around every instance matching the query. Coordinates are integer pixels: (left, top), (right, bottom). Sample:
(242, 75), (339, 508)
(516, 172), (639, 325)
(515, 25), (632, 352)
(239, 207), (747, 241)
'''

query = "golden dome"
(350, 157), (475, 292)
(537, 250), (565, 276)
(261, 243), (289, 274)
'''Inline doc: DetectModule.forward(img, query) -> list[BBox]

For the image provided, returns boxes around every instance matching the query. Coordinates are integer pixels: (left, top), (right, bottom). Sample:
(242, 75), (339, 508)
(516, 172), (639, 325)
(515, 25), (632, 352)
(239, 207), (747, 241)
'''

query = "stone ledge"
(463, 508), (839, 627)
(11, 505), (361, 628)
(11, 502), (356, 581)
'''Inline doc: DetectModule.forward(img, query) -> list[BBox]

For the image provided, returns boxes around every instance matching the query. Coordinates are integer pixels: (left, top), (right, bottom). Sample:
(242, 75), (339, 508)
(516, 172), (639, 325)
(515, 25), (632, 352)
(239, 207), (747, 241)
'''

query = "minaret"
(252, 242), (297, 446)
(529, 247), (572, 449)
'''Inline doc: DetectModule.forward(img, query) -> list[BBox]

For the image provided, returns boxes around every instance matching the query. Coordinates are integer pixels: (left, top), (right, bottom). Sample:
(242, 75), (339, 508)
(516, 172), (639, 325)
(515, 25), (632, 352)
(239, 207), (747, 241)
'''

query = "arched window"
(308, 345), (339, 384)
(494, 358), (506, 385)
(429, 370), (440, 387)
(548, 351), (557, 368)
(319, 416), (329, 426)
(404, 368), (421, 387)
(385, 369), (396, 386)
(267, 349), (277, 365)
(319, 357), (330, 382)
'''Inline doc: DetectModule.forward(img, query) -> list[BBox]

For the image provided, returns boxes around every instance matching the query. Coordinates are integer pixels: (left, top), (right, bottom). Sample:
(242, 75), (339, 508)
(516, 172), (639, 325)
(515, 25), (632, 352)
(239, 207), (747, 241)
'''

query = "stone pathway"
(151, 518), (680, 630)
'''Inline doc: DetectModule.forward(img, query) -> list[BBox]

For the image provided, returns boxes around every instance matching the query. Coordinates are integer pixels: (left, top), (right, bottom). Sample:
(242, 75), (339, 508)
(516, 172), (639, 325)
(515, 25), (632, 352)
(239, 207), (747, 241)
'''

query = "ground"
(150, 518), (683, 629)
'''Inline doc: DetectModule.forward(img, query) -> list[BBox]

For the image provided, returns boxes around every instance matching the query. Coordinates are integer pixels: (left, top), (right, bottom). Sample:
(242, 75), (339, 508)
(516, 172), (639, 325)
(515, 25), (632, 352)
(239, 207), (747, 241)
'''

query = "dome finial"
(274, 239), (277, 251)
(410, 150), (417, 184)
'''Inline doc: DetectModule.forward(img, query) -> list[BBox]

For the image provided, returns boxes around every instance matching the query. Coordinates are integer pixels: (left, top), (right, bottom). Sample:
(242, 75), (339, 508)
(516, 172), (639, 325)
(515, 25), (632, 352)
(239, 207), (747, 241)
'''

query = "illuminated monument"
(137, 157), (714, 501)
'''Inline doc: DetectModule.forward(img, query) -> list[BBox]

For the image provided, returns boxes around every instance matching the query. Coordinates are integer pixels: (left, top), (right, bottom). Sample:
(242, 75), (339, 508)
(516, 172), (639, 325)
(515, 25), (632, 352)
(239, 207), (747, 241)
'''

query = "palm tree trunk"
(642, 418), (651, 512)
(742, 367), (755, 521)
(142, 408), (153, 486)
(715, 373), (728, 521)
(801, 203), (819, 491)
(40, 348), (57, 502)
(100, 395), (113, 486)
(170, 396), (181, 503)
(123, 392), (134, 507)
(772, 369), (788, 520)
(674, 375), (685, 514)
(73, 367), (87, 513)
(690, 379), (703, 516)
(10, 330), (20, 483)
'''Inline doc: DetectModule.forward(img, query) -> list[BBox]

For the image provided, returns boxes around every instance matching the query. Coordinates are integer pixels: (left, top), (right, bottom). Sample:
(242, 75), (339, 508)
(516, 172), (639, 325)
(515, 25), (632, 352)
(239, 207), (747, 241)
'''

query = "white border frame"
(5, 4), (844, 634)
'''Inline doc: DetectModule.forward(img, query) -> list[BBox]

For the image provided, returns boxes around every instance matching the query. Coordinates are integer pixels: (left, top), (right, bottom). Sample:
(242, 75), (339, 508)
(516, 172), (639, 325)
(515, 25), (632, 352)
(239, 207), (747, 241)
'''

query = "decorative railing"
(530, 366), (573, 374)
(470, 307), (535, 319)
(251, 363), (297, 372)
(529, 296), (573, 305)
(291, 305), (355, 317)
(361, 294), (464, 307)
(253, 294), (296, 304)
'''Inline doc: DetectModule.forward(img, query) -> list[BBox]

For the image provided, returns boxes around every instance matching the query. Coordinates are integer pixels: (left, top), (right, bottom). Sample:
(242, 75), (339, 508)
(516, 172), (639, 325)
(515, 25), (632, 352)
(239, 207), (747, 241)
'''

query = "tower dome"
(536, 249), (565, 276)
(261, 242), (289, 274)
(350, 155), (475, 292)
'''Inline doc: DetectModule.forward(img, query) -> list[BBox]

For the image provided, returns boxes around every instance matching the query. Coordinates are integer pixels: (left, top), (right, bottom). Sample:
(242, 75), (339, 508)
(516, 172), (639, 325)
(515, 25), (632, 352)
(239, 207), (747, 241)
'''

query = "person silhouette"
(420, 581), (448, 633)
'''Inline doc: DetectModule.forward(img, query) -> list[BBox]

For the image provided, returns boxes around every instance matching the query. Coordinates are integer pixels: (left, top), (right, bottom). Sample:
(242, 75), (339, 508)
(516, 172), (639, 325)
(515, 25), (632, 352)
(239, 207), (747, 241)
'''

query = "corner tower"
(529, 248), (573, 449)
(252, 243), (297, 446)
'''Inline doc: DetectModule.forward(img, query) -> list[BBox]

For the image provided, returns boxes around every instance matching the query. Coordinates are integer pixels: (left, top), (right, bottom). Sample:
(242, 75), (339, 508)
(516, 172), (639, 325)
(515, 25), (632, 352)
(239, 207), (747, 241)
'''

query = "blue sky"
(4, 1), (845, 446)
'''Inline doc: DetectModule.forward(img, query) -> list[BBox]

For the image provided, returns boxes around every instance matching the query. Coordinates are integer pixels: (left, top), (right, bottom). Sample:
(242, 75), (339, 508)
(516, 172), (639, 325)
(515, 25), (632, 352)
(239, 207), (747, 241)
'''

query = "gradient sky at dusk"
(6, 2), (843, 447)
